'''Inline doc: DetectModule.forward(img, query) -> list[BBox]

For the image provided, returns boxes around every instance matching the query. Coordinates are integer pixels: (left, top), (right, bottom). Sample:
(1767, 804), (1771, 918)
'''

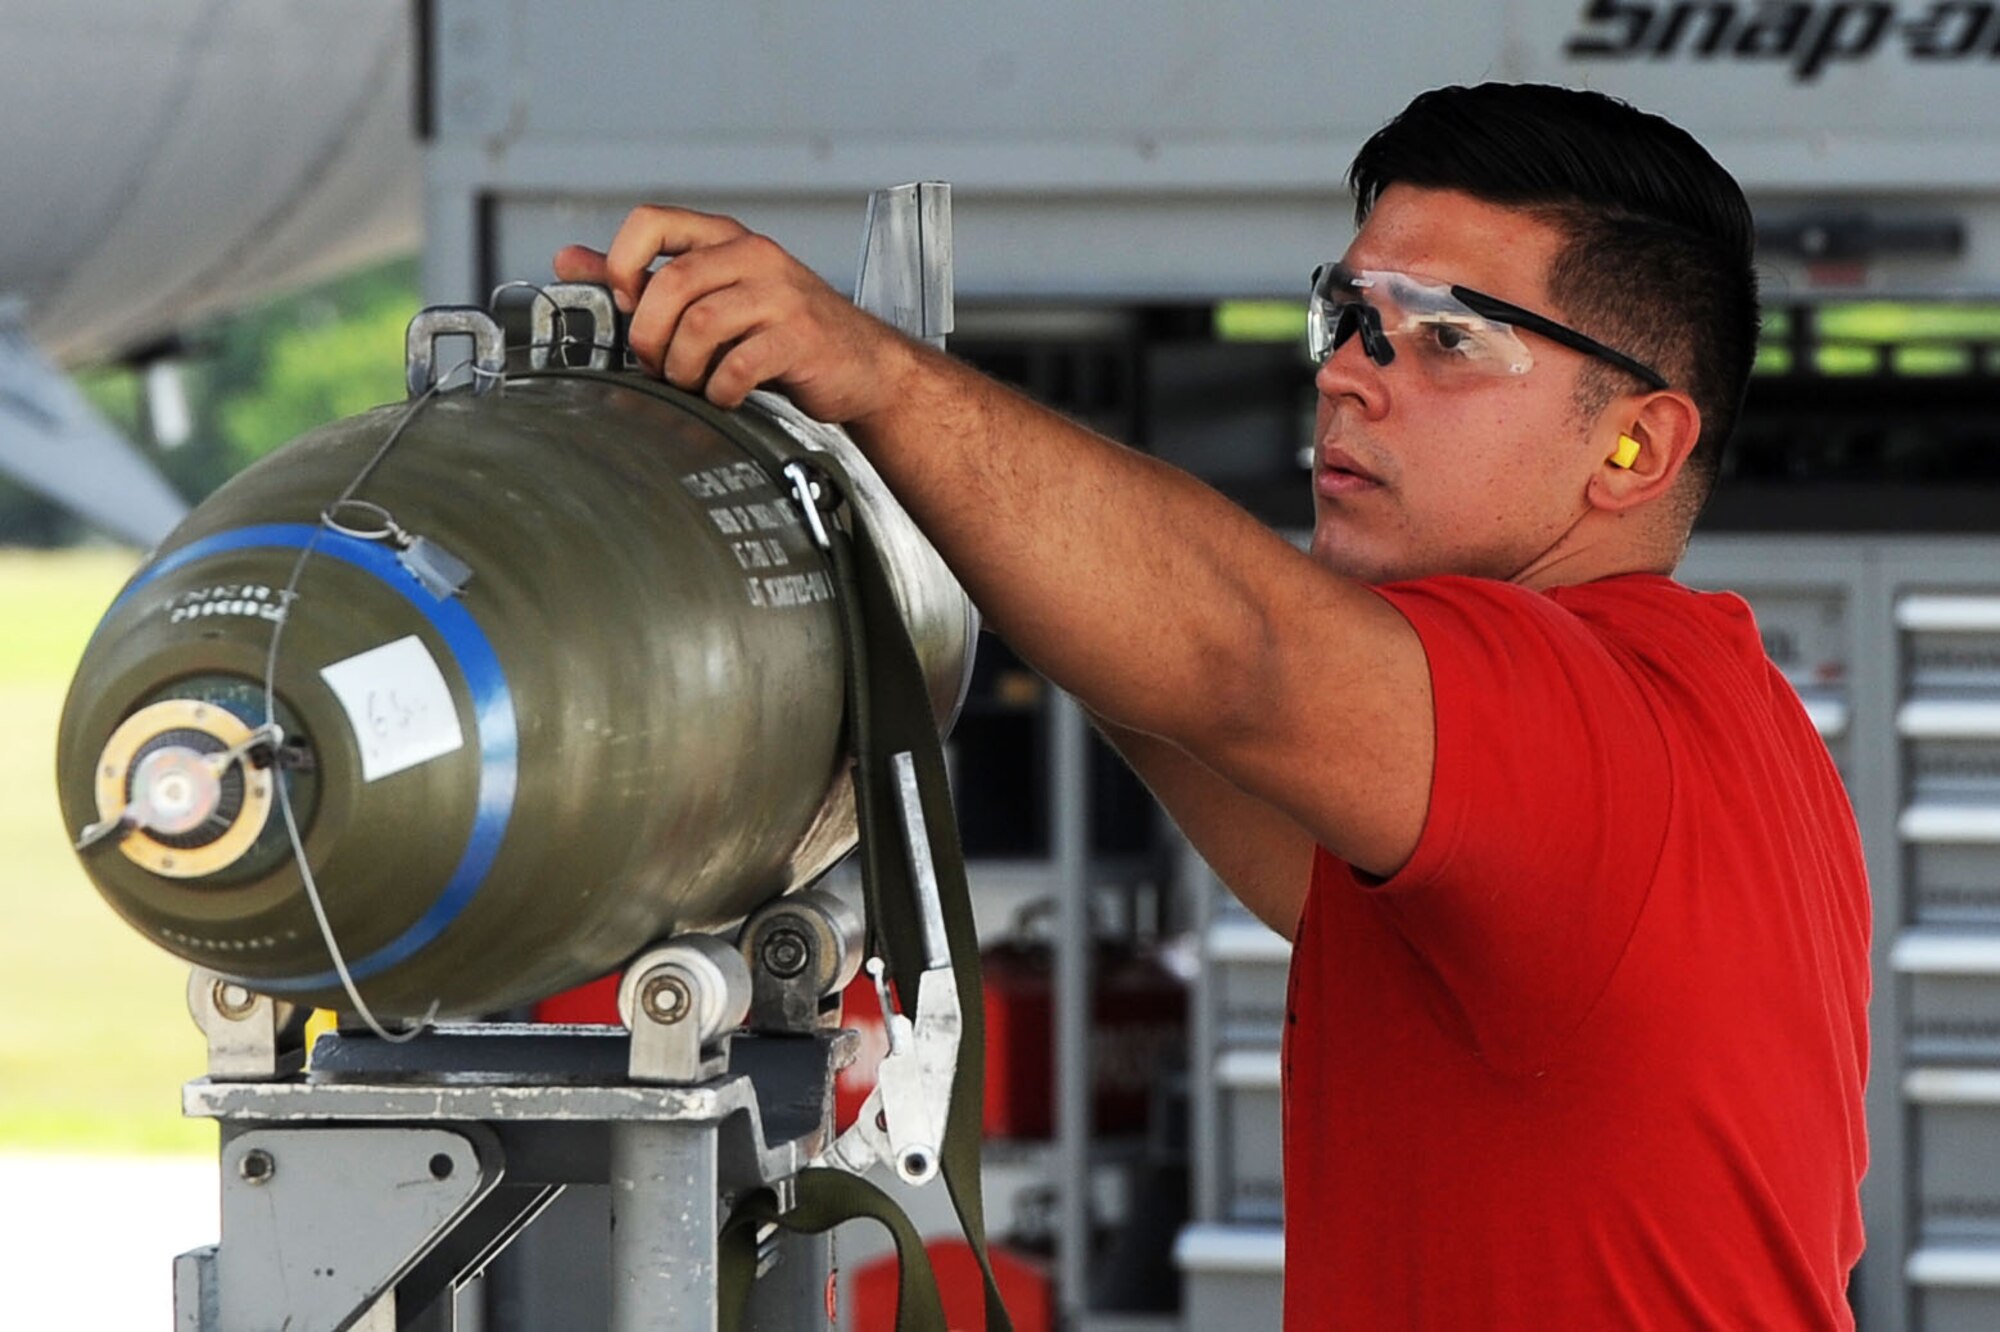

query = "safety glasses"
(1308, 263), (1669, 391)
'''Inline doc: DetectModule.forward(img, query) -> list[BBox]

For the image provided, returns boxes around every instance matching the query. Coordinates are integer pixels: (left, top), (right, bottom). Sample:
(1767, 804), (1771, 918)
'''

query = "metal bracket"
(187, 967), (308, 1081)
(781, 460), (837, 552)
(618, 934), (752, 1083)
(521, 281), (620, 370)
(818, 749), (961, 1185)
(872, 966), (960, 1184)
(405, 306), (505, 398)
(853, 182), (953, 349)
(891, 751), (953, 970)
(175, 1125), (498, 1332)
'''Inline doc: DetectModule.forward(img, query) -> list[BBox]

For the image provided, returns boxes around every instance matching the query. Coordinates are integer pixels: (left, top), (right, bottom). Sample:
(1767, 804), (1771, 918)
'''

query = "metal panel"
(428, 2), (2000, 304)
(450, 186), (1359, 306)
(433, 1), (2000, 188)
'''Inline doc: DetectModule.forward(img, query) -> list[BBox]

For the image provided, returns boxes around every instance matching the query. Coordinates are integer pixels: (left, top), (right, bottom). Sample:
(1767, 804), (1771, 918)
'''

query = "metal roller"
(55, 309), (976, 1019)
(740, 886), (868, 999)
(615, 934), (754, 1047)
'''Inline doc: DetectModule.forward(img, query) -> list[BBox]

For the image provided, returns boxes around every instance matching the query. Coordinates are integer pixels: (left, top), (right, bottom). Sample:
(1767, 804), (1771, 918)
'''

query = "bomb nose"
(81, 696), (280, 880)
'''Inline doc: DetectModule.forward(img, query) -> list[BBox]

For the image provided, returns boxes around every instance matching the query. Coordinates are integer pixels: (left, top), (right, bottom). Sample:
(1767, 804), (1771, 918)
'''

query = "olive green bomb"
(56, 367), (975, 1019)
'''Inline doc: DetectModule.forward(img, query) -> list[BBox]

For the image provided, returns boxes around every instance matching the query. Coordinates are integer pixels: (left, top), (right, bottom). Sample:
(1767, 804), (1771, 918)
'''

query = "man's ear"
(1585, 390), (1703, 514)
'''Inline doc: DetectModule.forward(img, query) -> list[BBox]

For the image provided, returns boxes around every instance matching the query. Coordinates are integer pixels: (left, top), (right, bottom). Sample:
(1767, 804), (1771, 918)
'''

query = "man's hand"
(553, 205), (917, 424)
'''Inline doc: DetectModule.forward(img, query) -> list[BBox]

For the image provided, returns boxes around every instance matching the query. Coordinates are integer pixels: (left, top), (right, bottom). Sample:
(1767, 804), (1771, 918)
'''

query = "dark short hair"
(1348, 83), (1759, 506)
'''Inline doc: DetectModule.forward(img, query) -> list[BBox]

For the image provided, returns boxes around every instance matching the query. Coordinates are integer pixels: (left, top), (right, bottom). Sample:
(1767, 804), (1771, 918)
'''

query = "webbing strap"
(718, 1168), (945, 1329)
(805, 452), (1011, 1331)
(536, 369), (1008, 1331)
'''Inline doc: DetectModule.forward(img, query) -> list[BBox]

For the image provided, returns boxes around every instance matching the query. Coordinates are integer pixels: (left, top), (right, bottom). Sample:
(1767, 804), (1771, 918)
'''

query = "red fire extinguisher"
(982, 921), (1186, 1139)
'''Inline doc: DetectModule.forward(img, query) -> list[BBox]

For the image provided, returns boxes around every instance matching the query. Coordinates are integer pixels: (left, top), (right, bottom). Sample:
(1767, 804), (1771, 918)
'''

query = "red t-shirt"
(1282, 573), (1870, 1329)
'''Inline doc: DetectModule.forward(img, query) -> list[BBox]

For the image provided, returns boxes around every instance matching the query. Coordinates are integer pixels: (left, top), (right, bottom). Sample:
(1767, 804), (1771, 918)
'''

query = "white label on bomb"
(319, 635), (465, 782)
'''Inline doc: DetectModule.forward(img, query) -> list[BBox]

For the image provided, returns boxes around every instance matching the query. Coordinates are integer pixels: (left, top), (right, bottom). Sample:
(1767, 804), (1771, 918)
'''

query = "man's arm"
(554, 210), (1433, 880)
(1091, 714), (1316, 939)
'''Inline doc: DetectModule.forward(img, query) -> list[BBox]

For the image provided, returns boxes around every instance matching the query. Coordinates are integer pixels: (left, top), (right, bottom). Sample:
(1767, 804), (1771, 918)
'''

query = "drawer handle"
(1900, 805), (2000, 843)
(1899, 700), (2000, 740)
(1173, 1223), (1286, 1273)
(1898, 596), (2000, 632)
(1892, 931), (2000, 975)
(1802, 697), (1849, 739)
(1207, 919), (1293, 964)
(1907, 1245), (2000, 1288)
(1903, 1067), (2000, 1104)
(1214, 1049), (1283, 1089)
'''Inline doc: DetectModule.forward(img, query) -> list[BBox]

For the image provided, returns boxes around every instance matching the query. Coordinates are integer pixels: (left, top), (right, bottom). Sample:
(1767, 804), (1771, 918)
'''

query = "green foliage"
(74, 363), (145, 439)
(211, 259), (418, 476)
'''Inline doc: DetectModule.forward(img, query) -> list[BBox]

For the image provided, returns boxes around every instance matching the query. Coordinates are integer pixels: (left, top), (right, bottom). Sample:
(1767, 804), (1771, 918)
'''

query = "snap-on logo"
(1566, 1), (2000, 81)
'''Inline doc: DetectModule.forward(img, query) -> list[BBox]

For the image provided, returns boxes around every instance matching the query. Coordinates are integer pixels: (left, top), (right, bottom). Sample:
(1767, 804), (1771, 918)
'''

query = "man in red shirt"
(558, 82), (1869, 1327)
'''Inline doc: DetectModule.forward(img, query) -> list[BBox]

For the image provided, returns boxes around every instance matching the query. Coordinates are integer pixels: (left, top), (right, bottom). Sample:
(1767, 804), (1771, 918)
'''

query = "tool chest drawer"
(1908, 1246), (2000, 1332)
(1213, 1047), (1283, 1223)
(1907, 1071), (2000, 1244)
(1206, 914), (1292, 1047)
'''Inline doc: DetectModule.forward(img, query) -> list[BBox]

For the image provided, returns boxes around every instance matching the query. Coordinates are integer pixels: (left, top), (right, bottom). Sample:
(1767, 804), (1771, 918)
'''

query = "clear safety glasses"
(1307, 263), (1669, 391)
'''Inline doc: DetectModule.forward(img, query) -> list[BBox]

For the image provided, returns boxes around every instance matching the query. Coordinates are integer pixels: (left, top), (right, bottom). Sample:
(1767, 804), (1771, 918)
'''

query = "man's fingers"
(706, 328), (793, 409)
(626, 235), (800, 374)
(554, 206), (889, 422)
(603, 205), (751, 311)
(551, 245), (610, 285)
(658, 283), (766, 390)
(625, 242), (730, 373)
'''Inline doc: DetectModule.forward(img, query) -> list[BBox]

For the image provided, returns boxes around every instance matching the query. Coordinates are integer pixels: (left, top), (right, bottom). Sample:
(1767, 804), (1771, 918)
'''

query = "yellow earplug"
(1611, 433), (1642, 469)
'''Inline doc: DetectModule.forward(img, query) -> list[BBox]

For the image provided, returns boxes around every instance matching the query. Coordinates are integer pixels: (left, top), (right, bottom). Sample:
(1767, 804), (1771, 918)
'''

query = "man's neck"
(1511, 525), (1684, 592)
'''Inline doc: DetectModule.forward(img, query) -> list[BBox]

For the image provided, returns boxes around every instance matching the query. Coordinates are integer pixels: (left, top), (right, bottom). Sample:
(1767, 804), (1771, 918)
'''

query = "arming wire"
(254, 288), (585, 1042)
(261, 377), (451, 1043)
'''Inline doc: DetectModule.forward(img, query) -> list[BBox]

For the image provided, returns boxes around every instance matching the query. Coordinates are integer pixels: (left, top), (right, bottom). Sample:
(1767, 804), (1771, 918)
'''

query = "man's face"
(1308, 184), (1612, 585)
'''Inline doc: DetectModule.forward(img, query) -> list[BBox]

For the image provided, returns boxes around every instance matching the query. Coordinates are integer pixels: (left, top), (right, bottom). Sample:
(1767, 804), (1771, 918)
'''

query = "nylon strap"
(718, 1169), (946, 1329)
(537, 370), (1010, 1331)
(804, 451), (1012, 1331)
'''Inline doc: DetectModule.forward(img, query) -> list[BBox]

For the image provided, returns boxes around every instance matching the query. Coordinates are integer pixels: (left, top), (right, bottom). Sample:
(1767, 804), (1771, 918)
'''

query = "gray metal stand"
(608, 1121), (723, 1330)
(174, 1025), (851, 1332)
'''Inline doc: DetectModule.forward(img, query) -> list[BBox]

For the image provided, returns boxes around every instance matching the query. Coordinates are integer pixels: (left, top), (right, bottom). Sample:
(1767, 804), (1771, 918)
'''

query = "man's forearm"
(851, 338), (1315, 749)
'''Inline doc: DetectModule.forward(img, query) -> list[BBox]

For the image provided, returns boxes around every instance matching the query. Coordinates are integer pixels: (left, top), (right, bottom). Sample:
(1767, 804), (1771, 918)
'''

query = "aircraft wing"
(0, 309), (187, 548)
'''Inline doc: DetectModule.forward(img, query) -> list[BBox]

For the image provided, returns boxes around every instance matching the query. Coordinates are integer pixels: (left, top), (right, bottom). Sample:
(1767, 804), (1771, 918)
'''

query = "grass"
(0, 547), (214, 1154)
